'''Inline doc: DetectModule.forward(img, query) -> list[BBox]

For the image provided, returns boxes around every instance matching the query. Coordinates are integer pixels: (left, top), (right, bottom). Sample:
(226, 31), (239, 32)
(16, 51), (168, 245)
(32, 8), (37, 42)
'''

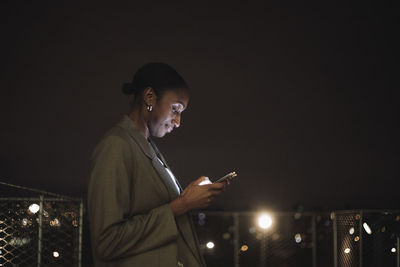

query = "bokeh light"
(28, 204), (40, 214)
(257, 213), (273, 229)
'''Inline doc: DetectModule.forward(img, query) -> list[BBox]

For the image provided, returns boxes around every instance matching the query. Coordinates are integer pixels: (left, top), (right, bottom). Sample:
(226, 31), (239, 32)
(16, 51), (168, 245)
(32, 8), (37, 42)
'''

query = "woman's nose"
(172, 114), (181, 128)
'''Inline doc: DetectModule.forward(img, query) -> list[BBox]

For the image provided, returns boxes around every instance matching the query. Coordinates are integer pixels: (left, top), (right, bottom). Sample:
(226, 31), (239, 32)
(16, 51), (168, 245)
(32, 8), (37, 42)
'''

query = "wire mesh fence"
(192, 210), (400, 267)
(0, 196), (83, 267)
(192, 211), (329, 267)
(333, 211), (361, 267)
(0, 181), (398, 267)
(333, 210), (400, 267)
(237, 212), (315, 267)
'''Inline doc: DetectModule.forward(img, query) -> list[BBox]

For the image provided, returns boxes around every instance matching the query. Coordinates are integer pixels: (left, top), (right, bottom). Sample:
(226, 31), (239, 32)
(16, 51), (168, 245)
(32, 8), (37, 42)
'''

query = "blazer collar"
(117, 117), (201, 263)
(117, 115), (155, 159)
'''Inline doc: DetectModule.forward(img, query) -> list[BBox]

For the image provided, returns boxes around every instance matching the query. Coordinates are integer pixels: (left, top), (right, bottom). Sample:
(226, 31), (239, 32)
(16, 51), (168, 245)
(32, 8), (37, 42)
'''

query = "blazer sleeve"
(88, 135), (179, 261)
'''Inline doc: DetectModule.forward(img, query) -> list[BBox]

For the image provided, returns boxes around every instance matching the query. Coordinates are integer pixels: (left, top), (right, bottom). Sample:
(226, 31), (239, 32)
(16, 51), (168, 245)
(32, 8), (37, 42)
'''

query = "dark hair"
(122, 63), (189, 101)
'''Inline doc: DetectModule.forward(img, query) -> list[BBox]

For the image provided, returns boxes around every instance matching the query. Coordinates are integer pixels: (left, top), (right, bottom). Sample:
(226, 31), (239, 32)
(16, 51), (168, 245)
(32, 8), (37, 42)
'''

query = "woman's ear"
(143, 87), (156, 106)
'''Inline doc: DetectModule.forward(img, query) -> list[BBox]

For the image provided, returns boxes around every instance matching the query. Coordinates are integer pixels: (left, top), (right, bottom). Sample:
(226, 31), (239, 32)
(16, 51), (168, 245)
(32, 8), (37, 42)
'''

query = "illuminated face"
(148, 89), (189, 138)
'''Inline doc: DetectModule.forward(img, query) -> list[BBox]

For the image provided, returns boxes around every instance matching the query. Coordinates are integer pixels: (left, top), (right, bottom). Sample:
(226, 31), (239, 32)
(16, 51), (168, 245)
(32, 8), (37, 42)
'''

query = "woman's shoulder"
(91, 117), (152, 159)
(97, 125), (135, 149)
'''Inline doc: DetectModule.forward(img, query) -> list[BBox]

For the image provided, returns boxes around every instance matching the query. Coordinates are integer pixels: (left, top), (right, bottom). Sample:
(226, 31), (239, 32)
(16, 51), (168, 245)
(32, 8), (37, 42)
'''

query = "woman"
(88, 63), (227, 267)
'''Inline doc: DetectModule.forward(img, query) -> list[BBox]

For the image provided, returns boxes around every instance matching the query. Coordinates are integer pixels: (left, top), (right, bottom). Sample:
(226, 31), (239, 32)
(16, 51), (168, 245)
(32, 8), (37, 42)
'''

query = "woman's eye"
(172, 104), (184, 114)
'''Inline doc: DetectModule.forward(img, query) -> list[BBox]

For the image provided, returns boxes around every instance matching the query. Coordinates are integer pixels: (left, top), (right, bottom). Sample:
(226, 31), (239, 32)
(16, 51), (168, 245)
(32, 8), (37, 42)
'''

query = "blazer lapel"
(147, 138), (202, 263)
(150, 156), (180, 198)
(118, 116), (202, 264)
(117, 116), (155, 159)
(118, 116), (180, 199)
(148, 138), (183, 193)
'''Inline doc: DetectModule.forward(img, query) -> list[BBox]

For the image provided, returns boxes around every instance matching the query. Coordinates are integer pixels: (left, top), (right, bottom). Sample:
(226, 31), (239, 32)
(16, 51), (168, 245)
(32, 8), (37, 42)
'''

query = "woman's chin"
(154, 131), (168, 138)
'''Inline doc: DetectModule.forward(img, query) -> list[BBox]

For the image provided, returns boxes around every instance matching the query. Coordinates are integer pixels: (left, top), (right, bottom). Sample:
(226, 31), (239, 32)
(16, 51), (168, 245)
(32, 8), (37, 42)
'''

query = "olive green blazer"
(88, 116), (206, 267)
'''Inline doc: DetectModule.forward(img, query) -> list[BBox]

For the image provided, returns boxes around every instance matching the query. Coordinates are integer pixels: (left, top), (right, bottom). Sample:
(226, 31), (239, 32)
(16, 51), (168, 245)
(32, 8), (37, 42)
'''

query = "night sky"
(1, 3), (399, 211)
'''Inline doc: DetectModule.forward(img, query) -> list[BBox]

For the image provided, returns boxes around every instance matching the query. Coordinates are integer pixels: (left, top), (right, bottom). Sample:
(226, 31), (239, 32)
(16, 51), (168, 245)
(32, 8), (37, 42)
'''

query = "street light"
(258, 213), (273, 230)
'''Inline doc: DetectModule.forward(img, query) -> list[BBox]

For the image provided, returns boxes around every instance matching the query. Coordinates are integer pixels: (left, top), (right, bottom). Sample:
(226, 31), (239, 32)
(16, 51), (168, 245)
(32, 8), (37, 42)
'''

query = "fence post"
(78, 200), (83, 267)
(312, 215), (317, 267)
(37, 195), (44, 267)
(396, 236), (399, 267)
(333, 212), (337, 267)
(259, 232), (267, 267)
(233, 212), (240, 267)
(359, 211), (363, 267)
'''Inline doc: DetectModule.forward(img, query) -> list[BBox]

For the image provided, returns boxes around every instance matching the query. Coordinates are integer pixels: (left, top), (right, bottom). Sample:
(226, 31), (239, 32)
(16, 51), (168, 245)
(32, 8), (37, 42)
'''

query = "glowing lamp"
(257, 213), (273, 229)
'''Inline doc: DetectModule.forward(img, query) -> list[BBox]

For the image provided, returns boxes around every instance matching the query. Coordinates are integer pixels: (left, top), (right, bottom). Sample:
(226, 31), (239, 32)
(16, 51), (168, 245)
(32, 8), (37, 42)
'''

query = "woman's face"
(148, 89), (189, 138)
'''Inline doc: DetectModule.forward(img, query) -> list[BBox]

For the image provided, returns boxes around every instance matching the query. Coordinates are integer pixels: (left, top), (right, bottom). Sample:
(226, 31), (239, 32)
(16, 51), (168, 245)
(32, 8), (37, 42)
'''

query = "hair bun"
(122, 83), (135, 95)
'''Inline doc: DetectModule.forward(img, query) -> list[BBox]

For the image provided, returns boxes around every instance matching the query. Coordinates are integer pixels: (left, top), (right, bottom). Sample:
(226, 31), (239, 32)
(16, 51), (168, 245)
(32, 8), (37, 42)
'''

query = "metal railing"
(333, 210), (400, 267)
(192, 210), (400, 267)
(1, 180), (398, 267)
(0, 182), (83, 267)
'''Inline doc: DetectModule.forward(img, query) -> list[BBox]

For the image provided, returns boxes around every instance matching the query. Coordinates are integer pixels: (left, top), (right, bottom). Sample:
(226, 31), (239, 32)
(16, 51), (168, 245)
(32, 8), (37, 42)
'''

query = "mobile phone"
(214, 171), (237, 183)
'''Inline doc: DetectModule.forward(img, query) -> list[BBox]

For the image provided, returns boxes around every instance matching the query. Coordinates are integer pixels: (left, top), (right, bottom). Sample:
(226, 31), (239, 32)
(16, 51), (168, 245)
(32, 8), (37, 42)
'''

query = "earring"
(147, 105), (153, 112)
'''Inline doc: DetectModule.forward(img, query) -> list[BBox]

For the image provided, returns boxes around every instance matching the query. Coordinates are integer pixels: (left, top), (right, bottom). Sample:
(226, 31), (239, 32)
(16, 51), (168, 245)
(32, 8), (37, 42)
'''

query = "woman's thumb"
(196, 176), (211, 186)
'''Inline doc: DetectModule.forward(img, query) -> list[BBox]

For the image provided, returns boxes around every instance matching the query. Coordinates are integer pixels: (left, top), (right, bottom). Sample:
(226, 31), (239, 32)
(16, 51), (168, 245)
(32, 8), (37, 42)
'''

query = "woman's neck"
(128, 109), (150, 139)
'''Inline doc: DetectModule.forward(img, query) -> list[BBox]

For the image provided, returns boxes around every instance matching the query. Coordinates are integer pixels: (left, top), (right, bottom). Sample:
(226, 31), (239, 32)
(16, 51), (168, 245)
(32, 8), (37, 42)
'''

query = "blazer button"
(178, 261), (184, 267)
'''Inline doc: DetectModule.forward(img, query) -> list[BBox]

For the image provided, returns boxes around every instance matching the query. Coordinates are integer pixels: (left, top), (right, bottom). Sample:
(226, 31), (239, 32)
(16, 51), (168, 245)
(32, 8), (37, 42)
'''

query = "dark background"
(1, 3), (399, 212)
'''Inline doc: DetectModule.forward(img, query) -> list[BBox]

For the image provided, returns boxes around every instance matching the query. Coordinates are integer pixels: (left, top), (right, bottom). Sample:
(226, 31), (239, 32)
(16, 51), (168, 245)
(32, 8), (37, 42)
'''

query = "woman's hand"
(170, 176), (227, 216)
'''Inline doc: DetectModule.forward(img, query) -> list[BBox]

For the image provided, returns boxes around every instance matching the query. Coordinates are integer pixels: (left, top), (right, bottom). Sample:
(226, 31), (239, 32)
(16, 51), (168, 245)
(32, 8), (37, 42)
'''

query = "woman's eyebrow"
(176, 101), (186, 109)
